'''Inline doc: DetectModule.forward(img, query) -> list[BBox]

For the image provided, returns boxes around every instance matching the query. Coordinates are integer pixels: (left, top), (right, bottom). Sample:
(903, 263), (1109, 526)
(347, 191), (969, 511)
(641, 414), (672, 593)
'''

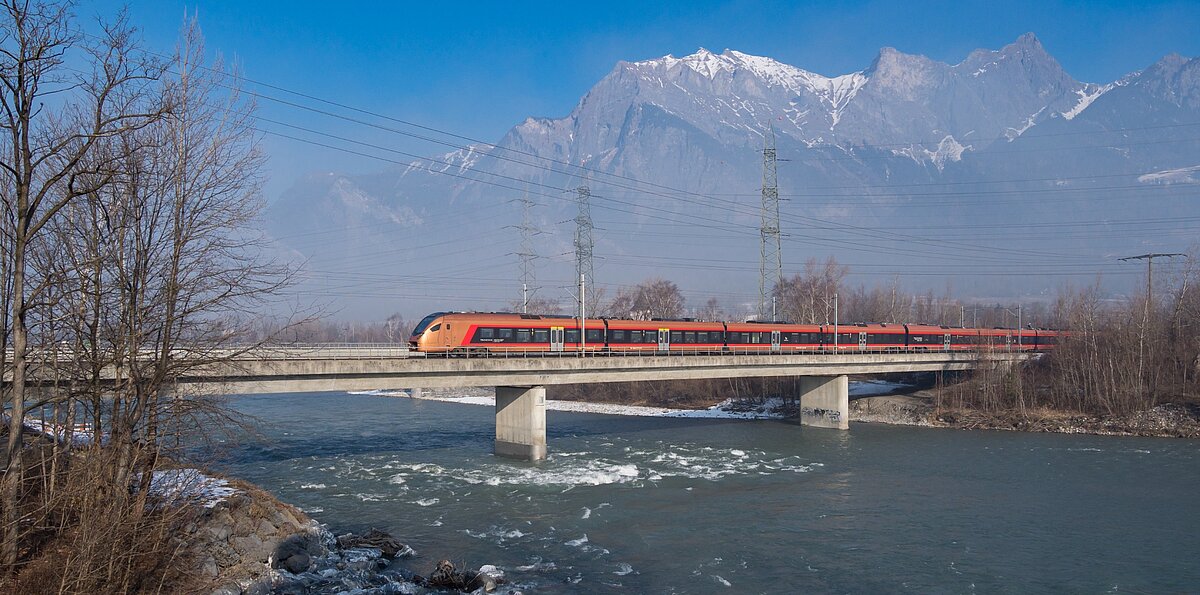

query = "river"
(218, 391), (1200, 593)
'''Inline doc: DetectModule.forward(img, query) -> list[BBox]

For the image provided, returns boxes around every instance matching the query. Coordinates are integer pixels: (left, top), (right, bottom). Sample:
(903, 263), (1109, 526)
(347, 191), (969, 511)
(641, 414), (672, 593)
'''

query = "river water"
(219, 392), (1200, 593)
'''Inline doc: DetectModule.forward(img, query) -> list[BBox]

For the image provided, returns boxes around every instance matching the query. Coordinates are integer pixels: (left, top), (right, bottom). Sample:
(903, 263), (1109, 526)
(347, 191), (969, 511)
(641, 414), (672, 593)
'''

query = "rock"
(207, 523), (232, 541)
(466, 571), (498, 592)
(428, 559), (464, 589)
(244, 580), (272, 595)
(201, 557), (219, 577)
(272, 533), (322, 574)
(336, 528), (413, 559)
(282, 550), (311, 574)
(256, 518), (278, 537)
(425, 559), (503, 592)
(231, 534), (267, 560)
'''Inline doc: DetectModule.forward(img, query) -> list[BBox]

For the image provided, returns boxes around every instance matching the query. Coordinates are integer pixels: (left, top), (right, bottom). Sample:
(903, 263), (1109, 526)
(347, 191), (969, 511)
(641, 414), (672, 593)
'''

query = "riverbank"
(183, 473), (508, 594)
(350, 381), (1200, 439)
(852, 390), (1200, 438)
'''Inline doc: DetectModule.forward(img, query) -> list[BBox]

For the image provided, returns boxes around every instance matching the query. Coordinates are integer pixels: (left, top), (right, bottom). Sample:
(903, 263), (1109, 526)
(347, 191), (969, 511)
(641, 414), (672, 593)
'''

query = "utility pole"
(833, 292), (839, 350)
(1120, 253), (1184, 320)
(517, 191), (538, 313)
(1120, 252), (1183, 391)
(758, 127), (782, 321)
(580, 273), (587, 353)
(575, 185), (594, 319)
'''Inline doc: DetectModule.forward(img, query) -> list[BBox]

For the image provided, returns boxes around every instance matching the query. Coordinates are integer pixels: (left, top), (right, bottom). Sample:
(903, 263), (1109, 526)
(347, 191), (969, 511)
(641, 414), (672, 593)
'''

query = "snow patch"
(148, 469), (238, 508)
(1062, 83), (1114, 121)
(1138, 165), (1200, 185)
(1005, 107), (1046, 140)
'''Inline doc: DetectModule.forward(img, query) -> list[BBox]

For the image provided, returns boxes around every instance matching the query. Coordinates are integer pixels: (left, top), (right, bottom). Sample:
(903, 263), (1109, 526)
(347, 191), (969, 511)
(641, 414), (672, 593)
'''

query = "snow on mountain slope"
(266, 35), (1200, 318)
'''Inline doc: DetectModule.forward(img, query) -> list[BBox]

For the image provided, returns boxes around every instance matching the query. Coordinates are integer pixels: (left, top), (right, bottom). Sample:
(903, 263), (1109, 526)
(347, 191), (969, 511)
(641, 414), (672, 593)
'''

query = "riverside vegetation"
(0, 2), (311, 590)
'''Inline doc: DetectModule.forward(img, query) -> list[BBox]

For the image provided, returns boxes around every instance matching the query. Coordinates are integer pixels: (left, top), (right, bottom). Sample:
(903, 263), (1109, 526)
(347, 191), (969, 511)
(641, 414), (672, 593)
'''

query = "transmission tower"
(574, 185), (595, 318)
(516, 191), (538, 313)
(758, 127), (782, 320)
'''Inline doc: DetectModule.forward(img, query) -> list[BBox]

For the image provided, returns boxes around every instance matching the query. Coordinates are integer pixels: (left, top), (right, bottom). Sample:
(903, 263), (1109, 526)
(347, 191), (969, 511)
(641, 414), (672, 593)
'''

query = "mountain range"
(268, 33), (1200, 320)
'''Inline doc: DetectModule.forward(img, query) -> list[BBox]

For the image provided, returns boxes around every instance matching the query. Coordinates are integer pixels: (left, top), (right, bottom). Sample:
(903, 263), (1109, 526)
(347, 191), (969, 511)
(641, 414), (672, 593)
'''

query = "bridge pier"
(799, 375), (849, 430)
(494, 385), (547, 460)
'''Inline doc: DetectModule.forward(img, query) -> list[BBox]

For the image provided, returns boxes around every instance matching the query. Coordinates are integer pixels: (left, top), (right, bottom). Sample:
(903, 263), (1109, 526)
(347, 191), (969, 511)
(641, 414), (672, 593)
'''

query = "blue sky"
(85, 0), (1200, 199)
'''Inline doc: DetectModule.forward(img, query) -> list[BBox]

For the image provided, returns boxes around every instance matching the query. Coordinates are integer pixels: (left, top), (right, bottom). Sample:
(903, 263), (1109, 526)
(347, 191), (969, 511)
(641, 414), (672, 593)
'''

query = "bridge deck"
(181, 351), (1026, 394)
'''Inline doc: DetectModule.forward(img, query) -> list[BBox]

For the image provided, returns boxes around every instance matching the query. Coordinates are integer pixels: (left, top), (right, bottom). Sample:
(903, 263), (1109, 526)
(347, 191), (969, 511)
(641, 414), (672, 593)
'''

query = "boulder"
(272, 533), (321, 574)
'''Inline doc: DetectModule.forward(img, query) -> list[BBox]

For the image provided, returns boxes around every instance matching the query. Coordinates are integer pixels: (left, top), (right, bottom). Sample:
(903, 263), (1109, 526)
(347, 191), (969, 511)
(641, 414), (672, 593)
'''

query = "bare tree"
(698, 297), (724, 321)
(0, 1), (163, 569)
(773, 257), (847, 323)
(605, 278), (685, 320)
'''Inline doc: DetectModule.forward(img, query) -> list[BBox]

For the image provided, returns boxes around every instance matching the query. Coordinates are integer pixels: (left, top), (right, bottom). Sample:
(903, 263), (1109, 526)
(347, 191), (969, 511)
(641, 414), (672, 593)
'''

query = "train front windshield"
(410, 312), (445, 338)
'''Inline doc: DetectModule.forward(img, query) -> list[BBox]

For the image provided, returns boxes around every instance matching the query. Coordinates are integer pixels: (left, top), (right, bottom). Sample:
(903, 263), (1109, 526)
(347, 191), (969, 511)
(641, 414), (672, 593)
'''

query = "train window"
(479, 328), (494, 339)
(611, 329), (626, 342)
(533, 329), (548, 343)
(670, 331), (682, 343)
(684, 331), (695, 343)
(429, 324), (441, 332)
(566, 329), (579, 343)
(586, 329), (603, 343)
(517, 329), (532, 342)
(498, 328), (513, 340)
(750, 332), (761, 344)
(628, 330), (641, 343)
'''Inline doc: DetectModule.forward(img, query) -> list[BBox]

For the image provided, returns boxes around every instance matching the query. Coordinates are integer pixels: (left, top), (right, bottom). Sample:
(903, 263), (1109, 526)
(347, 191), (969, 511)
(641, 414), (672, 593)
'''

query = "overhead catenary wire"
(88, 41), (1200, 305)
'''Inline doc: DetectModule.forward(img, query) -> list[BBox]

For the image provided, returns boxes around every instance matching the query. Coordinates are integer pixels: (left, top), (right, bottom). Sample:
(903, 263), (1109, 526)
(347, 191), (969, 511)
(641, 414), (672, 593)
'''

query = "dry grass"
(0, 447), (200, 594)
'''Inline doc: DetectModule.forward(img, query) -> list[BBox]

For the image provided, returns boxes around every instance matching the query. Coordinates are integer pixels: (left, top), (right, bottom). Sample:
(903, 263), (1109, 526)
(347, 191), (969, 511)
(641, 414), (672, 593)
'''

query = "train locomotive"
(409, 312), (1061, 354)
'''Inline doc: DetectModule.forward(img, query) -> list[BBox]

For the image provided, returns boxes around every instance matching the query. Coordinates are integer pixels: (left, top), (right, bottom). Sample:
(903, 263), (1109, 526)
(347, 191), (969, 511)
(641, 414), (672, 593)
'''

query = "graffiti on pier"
(801, 407), (842, 422)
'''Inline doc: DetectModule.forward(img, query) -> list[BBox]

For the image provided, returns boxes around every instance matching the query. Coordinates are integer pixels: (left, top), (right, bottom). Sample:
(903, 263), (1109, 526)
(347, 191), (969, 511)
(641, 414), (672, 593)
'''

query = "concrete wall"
(799, 375), (849, 430)
(494, 386), (547, 460)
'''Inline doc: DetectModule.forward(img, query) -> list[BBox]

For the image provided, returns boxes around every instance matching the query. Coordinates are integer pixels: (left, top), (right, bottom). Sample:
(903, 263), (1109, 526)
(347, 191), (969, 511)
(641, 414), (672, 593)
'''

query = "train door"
(658, 328), (670, 351)
(858, 331), (867, 351)
(943, 333), (951, 351)
(1005, 333), (1013, 351)
(770, 330), (781, 353)
(550, 327), (564, 352)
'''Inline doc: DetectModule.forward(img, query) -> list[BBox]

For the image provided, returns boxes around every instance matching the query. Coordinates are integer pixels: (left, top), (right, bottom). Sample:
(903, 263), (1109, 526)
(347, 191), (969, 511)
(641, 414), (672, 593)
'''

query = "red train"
(409, 312), (1062, 354)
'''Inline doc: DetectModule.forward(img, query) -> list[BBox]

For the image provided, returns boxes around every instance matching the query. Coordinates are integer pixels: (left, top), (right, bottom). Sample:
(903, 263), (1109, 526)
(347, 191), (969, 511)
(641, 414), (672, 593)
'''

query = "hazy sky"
(83, 0), (1200, 202)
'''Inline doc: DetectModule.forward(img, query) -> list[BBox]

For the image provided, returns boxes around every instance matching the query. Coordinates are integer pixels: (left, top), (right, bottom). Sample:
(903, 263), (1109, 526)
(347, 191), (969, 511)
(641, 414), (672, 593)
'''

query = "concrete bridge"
(164, 347), (1028, 460)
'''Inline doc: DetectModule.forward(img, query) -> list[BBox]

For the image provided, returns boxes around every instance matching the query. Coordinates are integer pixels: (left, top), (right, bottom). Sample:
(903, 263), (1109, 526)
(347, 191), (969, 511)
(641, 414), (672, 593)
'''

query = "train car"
(725, 321), (822, 353)
(410, 311), (1066, 356)
(1013, 328), (1038, 351)
(409, 312), (606, 353)
(901, 324), (969, 351)
(903, 324), (944, 351)
(1033, 328), (1064, 350)
(819, 323), (907, 352)
(607, 318), (725, 353)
